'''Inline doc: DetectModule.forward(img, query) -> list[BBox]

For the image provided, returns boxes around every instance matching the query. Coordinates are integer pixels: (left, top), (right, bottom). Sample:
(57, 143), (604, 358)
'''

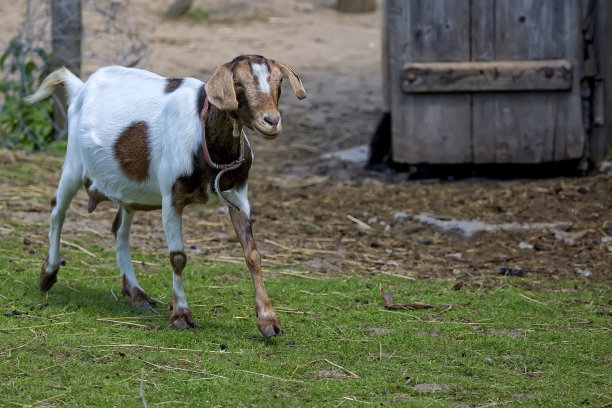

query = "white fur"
(251, 63), (270, 95)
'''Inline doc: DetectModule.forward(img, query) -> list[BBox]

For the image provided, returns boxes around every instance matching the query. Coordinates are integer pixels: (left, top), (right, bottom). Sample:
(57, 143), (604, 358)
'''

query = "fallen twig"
(140, 369), (148, 408)
(238, 368), (303, 383)
(346, 214), (372, 230)
(82, 344), (206, 353)
(324, 359), (359, 378)
(140, 359), (226, 379)
(60, 239), (97, 258)
(381, 287), (455, 310)
(447, 254), (517, 266)
(95, 318), (150, 328)
(0, 322), (69, 331)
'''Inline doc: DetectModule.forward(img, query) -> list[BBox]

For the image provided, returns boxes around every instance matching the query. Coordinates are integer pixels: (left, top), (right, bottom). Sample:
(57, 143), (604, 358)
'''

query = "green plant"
(0, 36), (54, 151)
(187, 6), (210, 22)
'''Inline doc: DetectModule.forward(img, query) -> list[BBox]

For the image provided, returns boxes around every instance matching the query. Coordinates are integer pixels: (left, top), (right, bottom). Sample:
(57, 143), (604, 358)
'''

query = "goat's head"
(205, 55), (306, 139)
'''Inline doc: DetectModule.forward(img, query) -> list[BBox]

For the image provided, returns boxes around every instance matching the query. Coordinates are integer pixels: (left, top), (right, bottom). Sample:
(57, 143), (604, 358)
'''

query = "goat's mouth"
(253, 119), (282, 140)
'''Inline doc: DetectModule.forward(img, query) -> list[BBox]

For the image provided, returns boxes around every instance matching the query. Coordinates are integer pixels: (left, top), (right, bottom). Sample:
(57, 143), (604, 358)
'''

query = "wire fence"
(0, 0), (150, 147)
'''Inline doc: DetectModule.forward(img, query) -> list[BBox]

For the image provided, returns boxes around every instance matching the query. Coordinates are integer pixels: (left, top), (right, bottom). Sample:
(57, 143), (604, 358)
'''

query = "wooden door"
(388, 0), (585, 164)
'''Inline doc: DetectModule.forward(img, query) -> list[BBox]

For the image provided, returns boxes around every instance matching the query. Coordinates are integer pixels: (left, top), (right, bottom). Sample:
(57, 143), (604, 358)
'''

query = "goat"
(26, 55), (307, 337)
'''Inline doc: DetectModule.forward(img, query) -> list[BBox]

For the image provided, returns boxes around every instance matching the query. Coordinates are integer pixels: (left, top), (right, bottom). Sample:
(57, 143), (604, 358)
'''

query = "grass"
(0, 151), (610, 406)
(0, 232), (611, 407)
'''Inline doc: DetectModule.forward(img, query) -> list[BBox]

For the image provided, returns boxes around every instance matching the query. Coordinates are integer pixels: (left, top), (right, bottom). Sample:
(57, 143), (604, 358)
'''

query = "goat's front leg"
(162, 199), (200, 329)
(230, 208), (282, 338)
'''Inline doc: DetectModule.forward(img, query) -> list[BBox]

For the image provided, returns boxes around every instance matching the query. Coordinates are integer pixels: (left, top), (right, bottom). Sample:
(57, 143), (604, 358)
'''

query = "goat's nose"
(263, 114), (280, 126)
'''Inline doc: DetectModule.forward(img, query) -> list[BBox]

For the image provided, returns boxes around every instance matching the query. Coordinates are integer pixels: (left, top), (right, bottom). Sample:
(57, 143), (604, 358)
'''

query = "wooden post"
(165, 0), (194, 18)
(337, 0), (377, 13)
(593, 0), (612, 161)
(51, 0), (82, 140)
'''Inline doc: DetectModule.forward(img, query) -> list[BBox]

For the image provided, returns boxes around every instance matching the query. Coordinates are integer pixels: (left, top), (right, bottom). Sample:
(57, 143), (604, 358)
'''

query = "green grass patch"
(0, 232), (610, 407)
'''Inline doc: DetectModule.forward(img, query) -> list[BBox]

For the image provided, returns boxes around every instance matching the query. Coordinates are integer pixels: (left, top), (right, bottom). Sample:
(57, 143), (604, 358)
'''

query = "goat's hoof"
(39, 256), (59, 292)
(257, 314), (282, 338)
(128, 289), (155, 310)
(170, 308), (201, 329)
(121, 278), (155, 310)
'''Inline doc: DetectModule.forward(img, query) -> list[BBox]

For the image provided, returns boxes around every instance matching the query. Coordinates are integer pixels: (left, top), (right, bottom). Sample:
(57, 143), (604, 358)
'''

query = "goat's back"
(68, 66), (205, 204)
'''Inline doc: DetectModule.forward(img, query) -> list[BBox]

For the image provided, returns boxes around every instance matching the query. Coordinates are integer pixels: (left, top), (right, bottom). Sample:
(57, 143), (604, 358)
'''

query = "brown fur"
(229, 208), (282, 337)
(50, 196), (57, 209)
(171, 103), (252, 212)
(39, 255), (59, 292)
(113, 121), (151, 182)
(111, 208), (122, 238)
(205, 64), (238, 111)
(87, 189), (109, 213)
(121, 275), (155, 310)
(168, 291), (201, 328)
(122, 203), (162, 212)
(169, 250), (187, 276)
(165, 78), (184, 93)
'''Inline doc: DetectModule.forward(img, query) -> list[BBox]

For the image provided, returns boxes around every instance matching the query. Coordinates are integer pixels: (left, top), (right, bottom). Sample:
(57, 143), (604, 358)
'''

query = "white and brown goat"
(26, 55), (306, 337)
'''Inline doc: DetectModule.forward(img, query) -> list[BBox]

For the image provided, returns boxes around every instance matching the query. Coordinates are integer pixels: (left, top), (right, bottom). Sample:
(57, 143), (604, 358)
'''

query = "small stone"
(484, 357), (494, 364)
(575, 268), (591, 277)
(518, 242), (534, 250)
(393, 212), (410, 223)
(412, 383), (452, 394)
(601, 236), (612, 244)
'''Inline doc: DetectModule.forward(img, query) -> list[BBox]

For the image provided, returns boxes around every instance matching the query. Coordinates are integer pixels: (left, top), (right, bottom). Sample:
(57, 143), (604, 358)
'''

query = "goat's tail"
(24, 67), (83, 105)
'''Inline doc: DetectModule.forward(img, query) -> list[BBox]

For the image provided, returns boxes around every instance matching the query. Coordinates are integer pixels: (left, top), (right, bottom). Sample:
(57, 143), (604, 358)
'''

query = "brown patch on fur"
(171, 104), (252, 212)
(40, 255), (59, 292)
(111, 208), (122, 238)
(114, 121), (151, 182)
(170, 250), (187, 276)
(121, 275), (155, 310)
(165, 78), (184, 93)
(122, 202), (162, 213)
(50, 196), (57, 209)
(230, 209), (282, 337)
(168, 291), (201, 328)
(205, 64), (238, 111)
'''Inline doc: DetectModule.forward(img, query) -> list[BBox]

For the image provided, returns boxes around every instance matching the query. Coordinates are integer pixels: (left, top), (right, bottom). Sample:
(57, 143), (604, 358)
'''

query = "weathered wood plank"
(402, 59), (573, 93)
(388, 0), (472, 164)
(591, 0), (612, 162)
(471, 0), (585, 163)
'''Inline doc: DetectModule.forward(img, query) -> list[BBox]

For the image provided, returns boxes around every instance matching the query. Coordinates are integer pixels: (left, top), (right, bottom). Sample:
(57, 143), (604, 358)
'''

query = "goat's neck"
(204, 105), (241, 163)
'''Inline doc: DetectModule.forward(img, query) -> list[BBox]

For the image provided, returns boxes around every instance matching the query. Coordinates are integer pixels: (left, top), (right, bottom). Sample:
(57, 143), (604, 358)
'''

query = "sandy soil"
(1, 0), (611, 285)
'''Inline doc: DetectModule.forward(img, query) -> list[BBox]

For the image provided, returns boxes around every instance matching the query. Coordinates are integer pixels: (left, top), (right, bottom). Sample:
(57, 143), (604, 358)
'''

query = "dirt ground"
(1, 0), (611, 284)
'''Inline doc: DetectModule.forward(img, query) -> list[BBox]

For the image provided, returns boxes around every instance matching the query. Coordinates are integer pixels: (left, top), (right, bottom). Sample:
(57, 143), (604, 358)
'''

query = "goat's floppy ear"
(205, 64), (239, 111)
(277, 62), (307, 100)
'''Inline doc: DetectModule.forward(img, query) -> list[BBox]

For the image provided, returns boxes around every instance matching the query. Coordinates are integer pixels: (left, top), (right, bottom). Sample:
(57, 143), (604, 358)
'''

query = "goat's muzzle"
(254, 113), (282, 139)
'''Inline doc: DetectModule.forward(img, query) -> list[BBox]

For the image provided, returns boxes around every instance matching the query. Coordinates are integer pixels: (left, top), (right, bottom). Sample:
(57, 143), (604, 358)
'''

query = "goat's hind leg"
(41, 167), (82, 291)
(114, 207), (155, 309)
